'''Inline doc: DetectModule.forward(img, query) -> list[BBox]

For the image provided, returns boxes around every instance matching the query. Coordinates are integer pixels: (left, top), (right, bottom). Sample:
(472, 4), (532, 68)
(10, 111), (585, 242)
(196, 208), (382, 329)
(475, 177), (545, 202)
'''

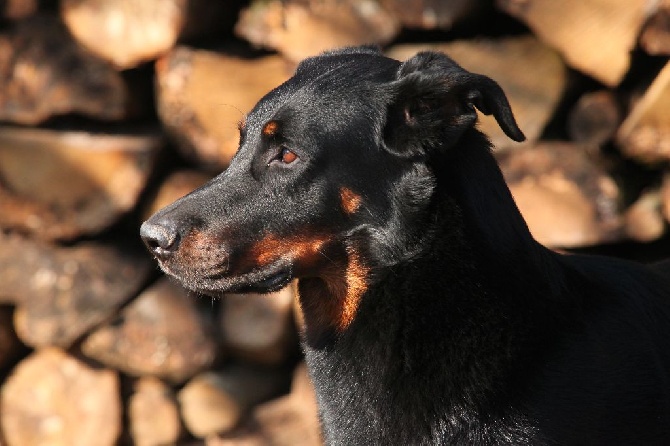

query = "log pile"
(0, 1), (668, 445)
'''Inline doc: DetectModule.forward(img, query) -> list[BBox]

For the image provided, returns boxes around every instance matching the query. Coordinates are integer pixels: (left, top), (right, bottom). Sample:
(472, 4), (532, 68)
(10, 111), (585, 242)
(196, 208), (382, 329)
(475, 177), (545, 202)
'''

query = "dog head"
(141, 47), (523, 334)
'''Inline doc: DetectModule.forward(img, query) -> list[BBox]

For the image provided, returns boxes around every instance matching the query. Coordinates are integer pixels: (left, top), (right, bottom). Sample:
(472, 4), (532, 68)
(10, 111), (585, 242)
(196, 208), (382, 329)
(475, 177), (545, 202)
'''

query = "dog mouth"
(160, 258), (294, 296)
(234, 268), (293, 293)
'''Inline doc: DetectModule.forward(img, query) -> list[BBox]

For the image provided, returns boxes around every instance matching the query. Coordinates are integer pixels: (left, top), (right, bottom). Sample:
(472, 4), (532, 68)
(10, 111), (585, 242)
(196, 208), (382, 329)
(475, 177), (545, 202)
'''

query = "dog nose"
(140, 220), (181, 258)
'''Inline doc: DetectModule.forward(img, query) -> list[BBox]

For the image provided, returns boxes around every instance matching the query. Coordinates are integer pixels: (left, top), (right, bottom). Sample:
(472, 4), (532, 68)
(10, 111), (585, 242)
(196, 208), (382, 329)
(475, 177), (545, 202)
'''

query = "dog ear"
(383, 51), (525, 158)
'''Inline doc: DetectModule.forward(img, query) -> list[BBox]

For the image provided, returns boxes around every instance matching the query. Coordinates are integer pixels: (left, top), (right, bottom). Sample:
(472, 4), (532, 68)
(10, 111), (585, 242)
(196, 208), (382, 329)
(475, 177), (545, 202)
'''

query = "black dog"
(141, 47), (670, 445)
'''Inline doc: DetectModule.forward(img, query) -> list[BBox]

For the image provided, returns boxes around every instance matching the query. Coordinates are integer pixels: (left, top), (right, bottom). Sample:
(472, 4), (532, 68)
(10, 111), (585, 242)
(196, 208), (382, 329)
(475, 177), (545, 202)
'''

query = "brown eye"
(280, 147), (298, 164)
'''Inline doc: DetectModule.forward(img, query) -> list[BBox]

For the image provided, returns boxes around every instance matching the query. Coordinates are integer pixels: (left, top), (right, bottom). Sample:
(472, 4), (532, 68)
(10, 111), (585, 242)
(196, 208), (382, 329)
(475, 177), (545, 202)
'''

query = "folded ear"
(383, 51), (525, 158)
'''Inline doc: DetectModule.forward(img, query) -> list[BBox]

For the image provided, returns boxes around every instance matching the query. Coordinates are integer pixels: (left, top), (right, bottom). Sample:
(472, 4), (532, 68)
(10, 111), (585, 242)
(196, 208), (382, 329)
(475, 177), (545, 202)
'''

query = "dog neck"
(298, 130), (560, 443)
(440, 130), (563, 294)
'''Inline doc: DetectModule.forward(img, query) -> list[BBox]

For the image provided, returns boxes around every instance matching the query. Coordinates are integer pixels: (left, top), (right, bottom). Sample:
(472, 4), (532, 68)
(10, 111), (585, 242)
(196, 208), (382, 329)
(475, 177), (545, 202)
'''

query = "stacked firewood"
(0, 0), (668, 445)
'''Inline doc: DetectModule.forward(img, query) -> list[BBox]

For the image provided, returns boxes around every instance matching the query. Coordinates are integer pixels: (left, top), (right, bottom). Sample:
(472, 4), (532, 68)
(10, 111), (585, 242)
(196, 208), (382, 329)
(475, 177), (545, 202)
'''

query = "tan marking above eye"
(262, 120), (279, 137)
(339, 187), (362, 215)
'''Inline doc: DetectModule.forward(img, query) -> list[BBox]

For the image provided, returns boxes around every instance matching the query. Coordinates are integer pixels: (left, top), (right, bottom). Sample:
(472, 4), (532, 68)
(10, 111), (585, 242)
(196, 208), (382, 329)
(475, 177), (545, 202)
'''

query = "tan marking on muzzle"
(163, 228), (231, 281)
(178, 229), (220, 262)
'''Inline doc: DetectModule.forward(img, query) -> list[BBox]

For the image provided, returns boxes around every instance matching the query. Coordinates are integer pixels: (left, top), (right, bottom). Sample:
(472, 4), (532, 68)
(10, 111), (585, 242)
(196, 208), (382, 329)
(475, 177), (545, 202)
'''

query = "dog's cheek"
(340, 187), (362, 215)
(245, 233), (333, 272)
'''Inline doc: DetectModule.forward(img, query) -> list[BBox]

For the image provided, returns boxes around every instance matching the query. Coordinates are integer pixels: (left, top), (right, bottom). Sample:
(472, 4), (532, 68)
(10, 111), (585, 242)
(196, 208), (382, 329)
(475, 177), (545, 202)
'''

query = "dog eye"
(280, 147), (298, 164)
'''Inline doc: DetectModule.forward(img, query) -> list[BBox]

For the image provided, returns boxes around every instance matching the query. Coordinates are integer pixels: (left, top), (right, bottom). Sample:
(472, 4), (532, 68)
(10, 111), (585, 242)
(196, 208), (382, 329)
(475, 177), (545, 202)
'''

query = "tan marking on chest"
(249, 232), (369, 334)
(297, 245), (369, 336)
(337, 248), (369, 330)
(339, 187), (362, 215)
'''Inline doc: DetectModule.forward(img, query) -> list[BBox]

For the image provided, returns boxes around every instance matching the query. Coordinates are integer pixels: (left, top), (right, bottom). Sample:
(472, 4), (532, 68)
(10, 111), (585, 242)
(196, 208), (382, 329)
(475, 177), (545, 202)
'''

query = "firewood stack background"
(0, 0), (669, 444)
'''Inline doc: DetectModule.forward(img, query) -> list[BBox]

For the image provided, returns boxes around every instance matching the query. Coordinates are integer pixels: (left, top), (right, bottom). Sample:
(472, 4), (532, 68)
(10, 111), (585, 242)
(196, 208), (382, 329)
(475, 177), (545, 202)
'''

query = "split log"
(624, 189), (665, 243)
(567, 90), (622, 147)
(247, 363), (320, 446)
(1, 232), (152, 348)
(179, 364), (291, 438)
(388, 36), (566, 151)
(156, 47), (292, 170)
(380, 0), (483, 29)
(498, 142), (623, 248)
(640, 0), (670, 56)
(2, 0), (37, 19)
(208, 363), (320, 446)
(63, 0), (239, 69)
(82, 277), (217, 383)
(220, 283), (298, 366)
(143, 169), (212, 221)
(235, 0), (400, 63)
(496, 0), (652, 86)
(617, 61), (670, 164)
(1, 348), (121, 446)
(62, 0), (186, 69)
(0, 16), (127, 125)
(0, 126), (162, 241)
(129, 377), (182, 446)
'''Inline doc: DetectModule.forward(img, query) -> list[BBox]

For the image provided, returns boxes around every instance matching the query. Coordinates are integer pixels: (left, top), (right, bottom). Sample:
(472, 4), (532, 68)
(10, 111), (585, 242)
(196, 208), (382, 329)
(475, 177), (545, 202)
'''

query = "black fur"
(141, 47), (670, 445)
